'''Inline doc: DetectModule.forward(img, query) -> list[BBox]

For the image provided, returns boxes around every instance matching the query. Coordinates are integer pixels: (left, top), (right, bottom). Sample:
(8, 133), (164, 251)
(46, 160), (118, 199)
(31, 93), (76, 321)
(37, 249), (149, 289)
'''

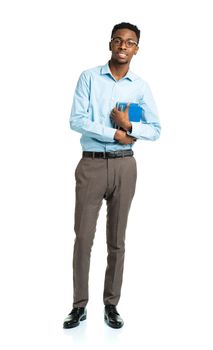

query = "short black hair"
(111, 22), (140, 43)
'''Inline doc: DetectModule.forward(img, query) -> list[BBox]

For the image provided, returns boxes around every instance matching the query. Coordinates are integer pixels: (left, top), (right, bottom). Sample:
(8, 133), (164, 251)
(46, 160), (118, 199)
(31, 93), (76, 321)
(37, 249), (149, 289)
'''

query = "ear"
(134, 46), (139, 55)
(109, 42), (112, 51)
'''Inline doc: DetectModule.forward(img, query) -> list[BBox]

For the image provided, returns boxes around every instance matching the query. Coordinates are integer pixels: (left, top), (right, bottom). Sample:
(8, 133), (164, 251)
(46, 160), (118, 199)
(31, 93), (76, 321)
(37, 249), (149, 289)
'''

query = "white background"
(0, 0), (213, 349)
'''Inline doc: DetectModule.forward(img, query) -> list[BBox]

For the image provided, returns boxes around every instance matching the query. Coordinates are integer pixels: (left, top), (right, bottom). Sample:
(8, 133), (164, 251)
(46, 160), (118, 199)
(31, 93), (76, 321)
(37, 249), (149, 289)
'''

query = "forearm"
(70, 113), (117, 142)
(127, 121), (161, 141)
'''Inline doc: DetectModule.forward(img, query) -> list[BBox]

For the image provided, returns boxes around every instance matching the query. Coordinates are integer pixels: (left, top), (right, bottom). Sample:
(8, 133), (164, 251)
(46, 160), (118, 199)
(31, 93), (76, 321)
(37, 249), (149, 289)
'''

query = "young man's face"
(109, 28), (139, 65)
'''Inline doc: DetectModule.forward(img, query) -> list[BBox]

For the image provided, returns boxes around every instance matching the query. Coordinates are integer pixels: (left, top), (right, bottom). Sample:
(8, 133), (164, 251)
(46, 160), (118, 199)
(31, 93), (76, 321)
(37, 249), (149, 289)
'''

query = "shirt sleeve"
(127, 82), (161, 141)
(69, 72), (116, 142)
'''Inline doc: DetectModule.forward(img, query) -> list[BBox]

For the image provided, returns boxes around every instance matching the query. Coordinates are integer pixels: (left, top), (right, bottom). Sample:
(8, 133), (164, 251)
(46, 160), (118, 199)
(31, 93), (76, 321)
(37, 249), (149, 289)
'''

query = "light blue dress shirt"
(70, 62), (161, 152)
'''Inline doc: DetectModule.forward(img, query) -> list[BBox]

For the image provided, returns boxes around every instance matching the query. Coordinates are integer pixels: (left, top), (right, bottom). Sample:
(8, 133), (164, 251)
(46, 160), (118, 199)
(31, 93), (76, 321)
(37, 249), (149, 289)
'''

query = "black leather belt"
(82, 150), (134, 159)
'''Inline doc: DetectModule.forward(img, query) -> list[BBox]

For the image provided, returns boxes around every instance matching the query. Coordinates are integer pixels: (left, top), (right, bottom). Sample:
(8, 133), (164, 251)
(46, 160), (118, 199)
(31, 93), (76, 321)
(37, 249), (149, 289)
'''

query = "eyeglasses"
(111, 37), (138, 48)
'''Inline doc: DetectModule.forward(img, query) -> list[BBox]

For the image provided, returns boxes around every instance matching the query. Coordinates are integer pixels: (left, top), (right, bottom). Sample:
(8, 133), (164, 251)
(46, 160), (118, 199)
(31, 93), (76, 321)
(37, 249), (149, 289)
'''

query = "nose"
(120, 41), (127, 50)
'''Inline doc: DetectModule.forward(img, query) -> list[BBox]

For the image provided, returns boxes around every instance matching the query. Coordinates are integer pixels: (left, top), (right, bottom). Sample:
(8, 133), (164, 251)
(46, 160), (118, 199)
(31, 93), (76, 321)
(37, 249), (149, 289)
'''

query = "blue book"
(116, 102), (144, 122)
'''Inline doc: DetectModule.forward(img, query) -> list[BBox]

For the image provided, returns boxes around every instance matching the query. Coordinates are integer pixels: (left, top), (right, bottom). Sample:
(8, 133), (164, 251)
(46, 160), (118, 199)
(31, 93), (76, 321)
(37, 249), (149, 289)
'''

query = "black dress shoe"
(63, 307), (87, 329)
(104, 305), (124, 329)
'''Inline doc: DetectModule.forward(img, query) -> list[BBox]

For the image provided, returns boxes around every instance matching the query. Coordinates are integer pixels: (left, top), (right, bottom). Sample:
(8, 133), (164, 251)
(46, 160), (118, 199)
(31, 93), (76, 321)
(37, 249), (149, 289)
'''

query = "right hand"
(114, 130), (136, 145)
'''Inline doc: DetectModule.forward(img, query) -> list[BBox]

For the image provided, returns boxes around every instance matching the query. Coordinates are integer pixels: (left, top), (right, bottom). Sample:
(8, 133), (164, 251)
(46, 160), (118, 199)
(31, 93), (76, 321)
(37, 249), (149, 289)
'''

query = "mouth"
(117, 52), (128, 59)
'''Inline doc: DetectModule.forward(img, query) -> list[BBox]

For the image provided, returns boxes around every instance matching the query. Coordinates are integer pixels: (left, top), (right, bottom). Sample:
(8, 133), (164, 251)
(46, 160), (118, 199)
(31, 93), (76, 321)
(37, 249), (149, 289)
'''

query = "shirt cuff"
(126, 122), (141, 139)
(103, 127), (117, 142)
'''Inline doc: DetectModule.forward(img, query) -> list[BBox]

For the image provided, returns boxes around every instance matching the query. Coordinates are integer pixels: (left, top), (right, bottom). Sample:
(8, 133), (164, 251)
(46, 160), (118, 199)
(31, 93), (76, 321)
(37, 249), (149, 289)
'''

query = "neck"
(109, 59), (130, 80)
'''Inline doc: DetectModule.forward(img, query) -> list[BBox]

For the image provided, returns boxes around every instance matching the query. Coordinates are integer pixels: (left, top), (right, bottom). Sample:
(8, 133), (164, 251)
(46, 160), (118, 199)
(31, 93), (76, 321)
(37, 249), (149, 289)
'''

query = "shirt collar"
(100, 62), (138, 82)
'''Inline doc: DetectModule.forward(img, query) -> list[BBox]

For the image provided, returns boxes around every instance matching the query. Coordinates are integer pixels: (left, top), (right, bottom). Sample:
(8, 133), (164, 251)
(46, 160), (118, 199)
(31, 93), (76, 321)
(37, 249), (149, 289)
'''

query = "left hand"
(111, 103), (132, 131)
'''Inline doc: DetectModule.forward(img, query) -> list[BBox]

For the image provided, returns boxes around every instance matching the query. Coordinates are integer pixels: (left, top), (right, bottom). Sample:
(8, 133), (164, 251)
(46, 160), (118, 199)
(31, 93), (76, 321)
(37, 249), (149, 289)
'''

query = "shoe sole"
(63, 315), (87, 329)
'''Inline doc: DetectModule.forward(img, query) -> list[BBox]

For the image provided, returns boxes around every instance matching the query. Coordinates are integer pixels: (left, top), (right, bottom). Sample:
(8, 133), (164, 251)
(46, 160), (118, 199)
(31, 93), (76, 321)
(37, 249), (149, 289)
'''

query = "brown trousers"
(72, 155), (137, 307)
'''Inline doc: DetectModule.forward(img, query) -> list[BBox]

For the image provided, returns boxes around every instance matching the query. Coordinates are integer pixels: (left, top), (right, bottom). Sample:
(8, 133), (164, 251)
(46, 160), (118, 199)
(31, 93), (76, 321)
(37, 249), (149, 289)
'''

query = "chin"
(120, 61), (129, 65)
(116, 59), (129, 65)
(111, 57), (129, 66)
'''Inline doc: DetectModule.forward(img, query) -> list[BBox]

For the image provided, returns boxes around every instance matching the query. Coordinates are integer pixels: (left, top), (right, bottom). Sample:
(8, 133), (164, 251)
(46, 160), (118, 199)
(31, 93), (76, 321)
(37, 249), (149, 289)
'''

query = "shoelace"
(106, 305), (119, 316)
(70, 307), (84, 315)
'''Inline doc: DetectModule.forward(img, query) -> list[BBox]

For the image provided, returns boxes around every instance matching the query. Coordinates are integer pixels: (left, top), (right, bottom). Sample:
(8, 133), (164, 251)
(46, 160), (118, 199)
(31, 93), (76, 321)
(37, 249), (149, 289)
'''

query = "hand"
(114, 129), (136, 145)
(111, 104), (132, 131)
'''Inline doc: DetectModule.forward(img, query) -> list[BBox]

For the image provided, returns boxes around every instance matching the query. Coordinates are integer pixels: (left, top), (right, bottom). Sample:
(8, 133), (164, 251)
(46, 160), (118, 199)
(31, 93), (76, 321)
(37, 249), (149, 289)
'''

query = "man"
(63, 22), (161, 329)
